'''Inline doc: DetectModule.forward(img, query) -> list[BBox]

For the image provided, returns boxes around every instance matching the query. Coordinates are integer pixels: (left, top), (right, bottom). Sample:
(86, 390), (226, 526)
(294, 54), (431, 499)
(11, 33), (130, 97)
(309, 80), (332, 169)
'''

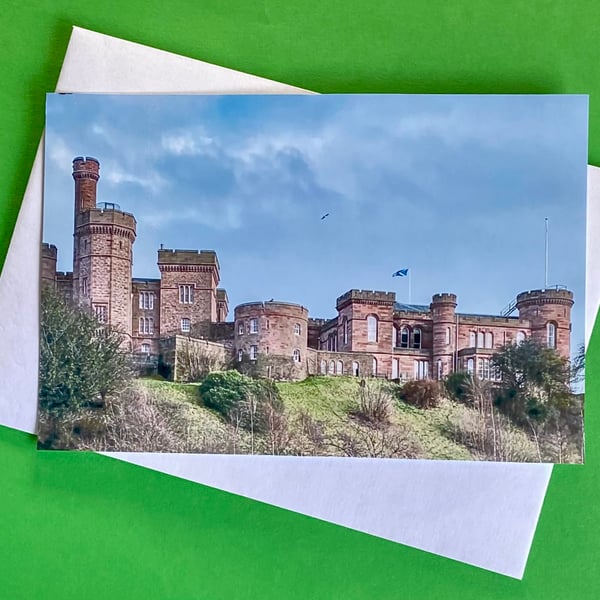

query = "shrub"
(352, 379), (393, 425)
(199, 370), (254, 415)
(398, 379), (442, 409)
(444, 372), (472, 404)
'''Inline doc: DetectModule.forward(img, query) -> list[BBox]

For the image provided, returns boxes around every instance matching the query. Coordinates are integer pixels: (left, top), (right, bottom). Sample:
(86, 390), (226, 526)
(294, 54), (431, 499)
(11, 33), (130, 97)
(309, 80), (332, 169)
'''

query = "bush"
(199, 371), (254, 415)
(444, 372), (472, 404)
(398, 380), (442, 409)
(352, 379), (393, 425)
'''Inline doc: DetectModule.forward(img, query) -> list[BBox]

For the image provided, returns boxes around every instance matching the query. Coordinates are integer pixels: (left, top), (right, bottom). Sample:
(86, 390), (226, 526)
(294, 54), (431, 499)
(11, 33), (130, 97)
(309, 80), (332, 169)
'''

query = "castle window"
(547, 322), (557, 349)
(250, 345), (258, 360)
(141, 343), (150, 354)
(412, 328), (422, 349)
(469, 331), (476, 347)
(392, 325), (398, 348)
(179, 284), (194, 304)
(238, 349), (243, 362)
(437, 359), (443, 380)
(320, 360), (327, 375)
(180, 318), (190, 333)
(343, 317), (349, 345)
(466, 358), (474, 374)
(516, 331), (526, 345)
(82, 277), (88, 297)
(249, 318), (259, 334)
(478, 358), (490, 380)
(139, 291), (154, 310)
(367, 314), (378, 343)
(477, 331), (484, 348)
(238, 322), (244, 335)
(294, 323), (301, 336)
(328, 360), (335, 375)
(485, 332), (493, 349)
(391, 358), (399, 379)
(139, 317), (154, 334)
(400, 326), (409, 348)
(293, 349), (301, 363)
(414, 359), (428, 380)
(372, 357), (378, 376)
(94, 304), (108, 324)
(337, 360), (343, 375)
(352, 361), (360, 376)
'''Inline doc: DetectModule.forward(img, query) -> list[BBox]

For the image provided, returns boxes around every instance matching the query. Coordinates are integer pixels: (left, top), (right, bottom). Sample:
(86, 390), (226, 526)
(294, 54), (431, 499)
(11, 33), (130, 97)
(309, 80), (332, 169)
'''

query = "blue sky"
(44, 93), (588, 353)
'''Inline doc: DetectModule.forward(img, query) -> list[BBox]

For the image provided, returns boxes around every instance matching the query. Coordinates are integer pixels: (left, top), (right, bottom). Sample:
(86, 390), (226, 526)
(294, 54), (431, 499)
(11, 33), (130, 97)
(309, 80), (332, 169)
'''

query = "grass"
(139, 375), (475, 460)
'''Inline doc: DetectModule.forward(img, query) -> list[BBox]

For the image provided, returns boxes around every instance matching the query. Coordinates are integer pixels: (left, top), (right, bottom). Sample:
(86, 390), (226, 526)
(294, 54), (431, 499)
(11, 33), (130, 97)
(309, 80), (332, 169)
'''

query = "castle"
(41, 157), (574, 381)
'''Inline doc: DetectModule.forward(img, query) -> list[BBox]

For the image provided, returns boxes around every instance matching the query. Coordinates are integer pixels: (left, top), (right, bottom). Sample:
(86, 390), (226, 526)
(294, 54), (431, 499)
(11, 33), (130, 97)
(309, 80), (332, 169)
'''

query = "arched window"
(237, 349), (243, 362)
(367, 314), (378, 342)
(477, 331), (484, 348)
(485, 332), (493, 349)
(320, 360), (327, 375)
(343, 317), (348, 345)
(547, 322), (557, 349)
(516, 331), (526, 345)
(294, 323), (301, 335)
(328, 360), (335, 375)
(400, 326), (409, 348)
(352, 361), (360, 376)
(445, 327), (451, 345)
(466, 358), (474, 374)
(412, 328), (422, 349)
(391, 358), (399, 379)
(469, 331), (476, 347)
(372, 357), (378, 376)
(337, 360), (343, 375)
(293, 349), (301, 362)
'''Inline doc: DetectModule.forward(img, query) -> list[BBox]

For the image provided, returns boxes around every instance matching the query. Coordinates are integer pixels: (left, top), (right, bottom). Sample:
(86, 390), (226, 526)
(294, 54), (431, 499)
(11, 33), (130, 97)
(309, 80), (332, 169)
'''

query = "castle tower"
(158, 249), (221, 338)
(431, 293), (457, 379)
(40, 243), (57, 289)
(71, 157), (136, 345)
(515, 288), (573, 359)
(234, 301), (309, 379)
(336, 289), (396, 376)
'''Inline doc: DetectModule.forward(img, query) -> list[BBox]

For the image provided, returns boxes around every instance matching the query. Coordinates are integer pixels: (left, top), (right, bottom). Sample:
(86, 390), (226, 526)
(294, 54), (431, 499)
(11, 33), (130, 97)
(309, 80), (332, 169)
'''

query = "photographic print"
(39, 93), (587, 462)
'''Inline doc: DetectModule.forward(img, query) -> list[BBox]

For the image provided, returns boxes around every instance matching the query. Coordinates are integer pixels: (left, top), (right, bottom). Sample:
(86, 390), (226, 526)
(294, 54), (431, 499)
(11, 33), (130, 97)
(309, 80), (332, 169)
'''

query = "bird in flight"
(321, 213), (330, 220)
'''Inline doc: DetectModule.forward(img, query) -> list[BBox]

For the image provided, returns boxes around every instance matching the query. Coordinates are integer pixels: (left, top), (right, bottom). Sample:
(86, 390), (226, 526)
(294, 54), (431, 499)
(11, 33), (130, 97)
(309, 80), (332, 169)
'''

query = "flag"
(392, 268), (409, 277)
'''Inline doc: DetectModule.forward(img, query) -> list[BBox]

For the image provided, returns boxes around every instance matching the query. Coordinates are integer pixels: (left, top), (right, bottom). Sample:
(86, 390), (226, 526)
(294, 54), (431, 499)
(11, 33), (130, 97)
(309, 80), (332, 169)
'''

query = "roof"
(394, 302), (430, 313)
(132, 277), (160, 283)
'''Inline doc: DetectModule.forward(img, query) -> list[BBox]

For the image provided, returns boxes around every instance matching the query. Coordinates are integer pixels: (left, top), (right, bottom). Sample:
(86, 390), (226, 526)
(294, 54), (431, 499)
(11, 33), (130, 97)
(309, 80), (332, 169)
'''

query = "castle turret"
(40, 243), (57, 289)
(515, 288), (573, 359)
(234, 300), (309, 380)
(431, 293), (457, 379)
(72, 156), (100, 213)
(71, 157), (136, 345)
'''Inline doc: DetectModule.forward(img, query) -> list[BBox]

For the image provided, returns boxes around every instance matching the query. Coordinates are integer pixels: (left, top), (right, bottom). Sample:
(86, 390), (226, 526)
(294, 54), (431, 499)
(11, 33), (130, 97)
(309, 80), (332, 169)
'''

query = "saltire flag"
(392, 268), (409, 277)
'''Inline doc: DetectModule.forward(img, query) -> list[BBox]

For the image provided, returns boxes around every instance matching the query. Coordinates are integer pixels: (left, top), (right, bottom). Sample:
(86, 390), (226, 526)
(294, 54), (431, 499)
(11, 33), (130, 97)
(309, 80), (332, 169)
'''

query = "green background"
(1, 1), (598, 597)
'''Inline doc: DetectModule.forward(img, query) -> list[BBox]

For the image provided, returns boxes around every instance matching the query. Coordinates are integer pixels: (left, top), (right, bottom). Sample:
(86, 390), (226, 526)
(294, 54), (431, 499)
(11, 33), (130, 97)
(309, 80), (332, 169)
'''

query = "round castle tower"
(72, 157), (136, 345)
(431, 293), (457, 379)
(515, 288), (573, 359)
(234, 301), (309, 379)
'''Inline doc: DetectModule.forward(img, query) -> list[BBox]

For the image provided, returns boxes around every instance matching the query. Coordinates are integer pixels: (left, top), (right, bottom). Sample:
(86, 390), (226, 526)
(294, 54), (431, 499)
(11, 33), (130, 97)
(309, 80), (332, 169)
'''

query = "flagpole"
(408, 270), (412, 304)
(544, 217), (549, 289)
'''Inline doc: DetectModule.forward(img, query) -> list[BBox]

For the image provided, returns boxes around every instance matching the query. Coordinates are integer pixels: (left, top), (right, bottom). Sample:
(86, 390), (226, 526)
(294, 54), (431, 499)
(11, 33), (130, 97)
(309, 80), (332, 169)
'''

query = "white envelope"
(6, 26), (596, 579)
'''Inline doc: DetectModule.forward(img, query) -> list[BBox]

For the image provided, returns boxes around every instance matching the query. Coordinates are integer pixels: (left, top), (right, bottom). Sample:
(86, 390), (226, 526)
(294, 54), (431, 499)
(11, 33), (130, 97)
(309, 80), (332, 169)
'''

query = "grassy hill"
(104, 375), (535, 460)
